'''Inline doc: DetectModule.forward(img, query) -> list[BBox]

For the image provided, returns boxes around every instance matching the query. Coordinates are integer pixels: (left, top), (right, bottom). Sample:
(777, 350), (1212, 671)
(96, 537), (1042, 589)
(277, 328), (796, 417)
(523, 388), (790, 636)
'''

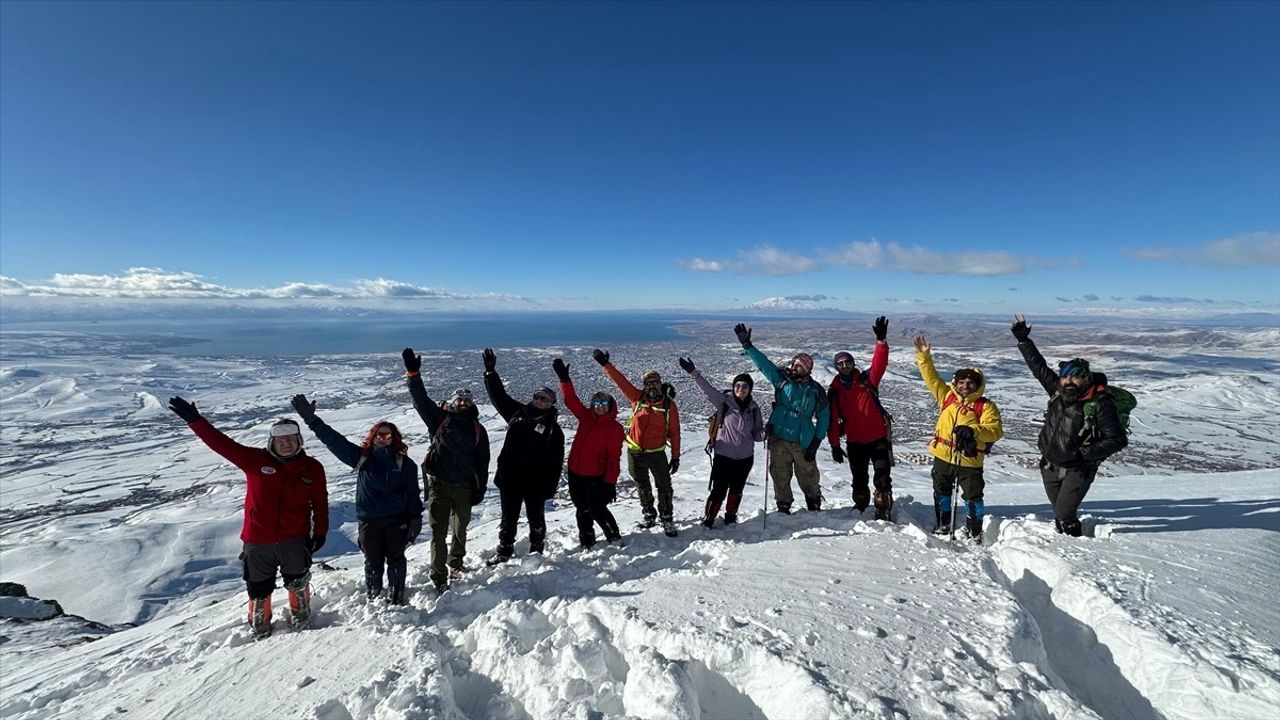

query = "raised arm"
(482, 349), (523, 422)
(867, 339), (889, 388)
(170, 396), (262, 471)
(1012, 316), (1057, 394)
(291, 394), (361, 469)
(913, 336), (949, 407)
(736, 324), (785, 388)
(403, 348), (445, 430)
(553, 359), (590, 422)
(598, 350), (641, 403)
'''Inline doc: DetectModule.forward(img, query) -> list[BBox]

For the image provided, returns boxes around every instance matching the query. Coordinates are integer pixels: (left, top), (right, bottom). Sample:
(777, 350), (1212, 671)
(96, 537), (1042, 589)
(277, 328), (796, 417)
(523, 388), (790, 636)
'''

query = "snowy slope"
(1, 322), (1278, 719)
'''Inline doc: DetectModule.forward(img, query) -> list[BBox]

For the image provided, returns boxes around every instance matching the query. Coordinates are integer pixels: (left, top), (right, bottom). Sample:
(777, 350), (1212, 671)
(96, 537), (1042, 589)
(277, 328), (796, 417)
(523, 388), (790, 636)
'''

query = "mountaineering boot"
(449, 566), (464, 581)
(363, 566), (381, 599)
(852, 486), (871, 513)
(637, 513), (657, 530)
(486, 544), (514, 567)
(805, 495), (822, 512)
(1053, 518), (1065, 534)
(933, 493), (952, 534)
(285, 576), (312, 629)
(873, 489), (893, 521)
(702, 498), (722, 528)
(247, 595), (273, 640)
(662, 519), (679, 537)
(776, 503), (792, 515)
(724, 493), (742, 525)
(1060, 519), (1083, 537)
(965, 515), (983, 544)
(386, 564), (407, 605)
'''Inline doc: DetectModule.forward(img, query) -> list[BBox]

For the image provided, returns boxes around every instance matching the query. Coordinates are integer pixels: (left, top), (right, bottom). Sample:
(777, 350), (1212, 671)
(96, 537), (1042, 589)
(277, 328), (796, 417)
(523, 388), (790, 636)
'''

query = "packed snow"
(1, 317), (1278, 719)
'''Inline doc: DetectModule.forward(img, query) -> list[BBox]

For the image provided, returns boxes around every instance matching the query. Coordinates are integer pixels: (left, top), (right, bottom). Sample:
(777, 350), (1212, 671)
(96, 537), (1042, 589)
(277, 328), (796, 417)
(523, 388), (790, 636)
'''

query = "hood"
(953, 367), (987, 400)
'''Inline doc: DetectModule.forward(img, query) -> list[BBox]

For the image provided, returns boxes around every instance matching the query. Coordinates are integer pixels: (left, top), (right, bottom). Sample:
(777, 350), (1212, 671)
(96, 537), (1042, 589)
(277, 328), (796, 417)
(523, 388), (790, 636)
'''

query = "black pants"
(358, 516), (409, 591)
(930, 457), (985, 527)
(846, 438), (892, 507)
(568, 471), (621, 547)
(1041, 459), (1098, 529)
(707, 454), (753, 506)
(497, 484), (547, 555)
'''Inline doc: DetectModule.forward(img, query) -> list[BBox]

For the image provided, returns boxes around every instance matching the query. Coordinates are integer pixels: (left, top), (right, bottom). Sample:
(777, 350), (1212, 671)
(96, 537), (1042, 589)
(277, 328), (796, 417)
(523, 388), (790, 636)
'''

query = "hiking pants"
(568, 471), (621, 547)
(707, 454), (753, 508)
(768, 437), (821, 510)
(427, 478), (472, 587)
(628, 450), (673, 522)
(497, 484), (547, 555)
(930, 457), (985, 526)
(241, 538), (310, 599)
(357, 516), (409, 593)
(1041, 459), (1098, 531)
(846, 438), (892, 509)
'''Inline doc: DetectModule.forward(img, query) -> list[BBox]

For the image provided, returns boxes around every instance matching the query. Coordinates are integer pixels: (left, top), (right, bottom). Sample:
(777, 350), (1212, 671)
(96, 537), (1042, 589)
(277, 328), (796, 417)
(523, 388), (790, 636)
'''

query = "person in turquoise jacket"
(734, 323), (830, 513)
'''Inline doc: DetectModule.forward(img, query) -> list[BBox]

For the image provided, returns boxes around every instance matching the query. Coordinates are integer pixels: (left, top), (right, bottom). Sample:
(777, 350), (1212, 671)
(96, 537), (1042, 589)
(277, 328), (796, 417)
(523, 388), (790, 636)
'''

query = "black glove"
(592, 349), (610, 366)
(406, 517), (422, 544)
(954, 425), (979, 457)
(552, 358), (571, 382)
(291, 394), (317, 423)
(873, 316), (888, 341)
(668, 457), (680, 475)
(168, 396), (201, 423)
(734, 323), (752, 347)
(306, 534), (326, 554)
(402, 347), (421, 373)
(678, 357), (696, 374)
(603, 482), (617, 504)
(803, 443), (818, 463)
(1011, 317), (1031, 342)
(831, 445), (846, 464)
(482, 348), (497, 373)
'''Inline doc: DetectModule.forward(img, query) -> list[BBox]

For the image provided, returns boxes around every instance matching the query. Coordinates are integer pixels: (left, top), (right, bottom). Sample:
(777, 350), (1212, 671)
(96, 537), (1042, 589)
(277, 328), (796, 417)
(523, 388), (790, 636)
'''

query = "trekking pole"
(763, 436), (771, 531)
(948, 442), (962, 544)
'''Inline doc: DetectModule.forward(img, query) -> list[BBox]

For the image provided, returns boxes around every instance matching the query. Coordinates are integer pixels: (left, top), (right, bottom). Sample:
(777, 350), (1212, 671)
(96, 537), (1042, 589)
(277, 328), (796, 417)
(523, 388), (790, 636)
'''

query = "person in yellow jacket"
(914, 335), (1003, 541)
(592, 348), (682, 537)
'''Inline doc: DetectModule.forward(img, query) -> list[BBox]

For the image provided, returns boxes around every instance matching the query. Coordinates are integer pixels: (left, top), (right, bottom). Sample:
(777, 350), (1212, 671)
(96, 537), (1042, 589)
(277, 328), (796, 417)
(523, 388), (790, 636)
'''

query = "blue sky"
(1, 1), (1277, 314)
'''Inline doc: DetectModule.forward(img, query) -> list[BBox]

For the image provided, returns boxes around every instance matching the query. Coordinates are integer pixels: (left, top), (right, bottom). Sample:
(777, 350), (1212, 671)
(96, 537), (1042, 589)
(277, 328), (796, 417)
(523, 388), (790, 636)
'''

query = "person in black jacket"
(1012, 315), (1128, 537)
(291, 394), (423, 603)
(403, 347), (491, 595)
(481, 348), (566, 564)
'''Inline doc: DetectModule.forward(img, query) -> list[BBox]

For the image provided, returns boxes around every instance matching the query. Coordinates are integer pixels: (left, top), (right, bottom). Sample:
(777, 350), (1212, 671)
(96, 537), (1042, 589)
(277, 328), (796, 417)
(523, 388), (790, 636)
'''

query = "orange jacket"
(604, 364), (681, 456)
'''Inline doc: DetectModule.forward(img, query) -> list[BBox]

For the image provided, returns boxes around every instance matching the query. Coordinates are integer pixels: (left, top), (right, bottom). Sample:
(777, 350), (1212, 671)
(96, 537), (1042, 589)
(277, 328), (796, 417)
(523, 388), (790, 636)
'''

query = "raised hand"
(402, 347), (422, 374)
(552, 358), (571, 382)
(291, 394), (317, 423)
(592, 349), (610, 367)
(678, 357), (696, 375)
(733, 323), (752, 347)
(913, 335), (930, 353)
(873, 316), (888, 342)
(1011, 315), (1031, 342)
(483, 348), (497, 373)
(168, 396), (201, 423)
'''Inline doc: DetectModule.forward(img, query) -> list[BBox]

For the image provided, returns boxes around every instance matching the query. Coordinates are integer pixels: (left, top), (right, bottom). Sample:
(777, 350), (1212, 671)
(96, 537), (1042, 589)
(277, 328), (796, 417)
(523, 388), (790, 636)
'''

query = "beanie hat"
(791, 353), (814, 374)
(1058, 358), (1092, 380)
(833, 351), (856, 367)
(642, 370), (662, 383)
(536, 386), (557, 403)
(450, 388), (474, 403)
(270, 419), (302, 439)
(732, 373), (754, 391)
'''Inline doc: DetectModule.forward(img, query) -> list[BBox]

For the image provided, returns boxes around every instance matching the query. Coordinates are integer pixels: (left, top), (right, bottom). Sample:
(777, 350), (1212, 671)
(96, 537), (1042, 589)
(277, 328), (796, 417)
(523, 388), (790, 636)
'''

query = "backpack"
(423, 412), (484, 475)
(1083, 386), (1137, 437)
(941, 393), (994, 454)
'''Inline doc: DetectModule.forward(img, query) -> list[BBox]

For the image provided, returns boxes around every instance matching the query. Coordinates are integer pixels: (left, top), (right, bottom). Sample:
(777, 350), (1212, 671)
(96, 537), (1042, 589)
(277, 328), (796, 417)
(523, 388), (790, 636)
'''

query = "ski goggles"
(532, 392), (555, 404)
(451, 388), (474, 403)
(1058, 360), (1091, 378)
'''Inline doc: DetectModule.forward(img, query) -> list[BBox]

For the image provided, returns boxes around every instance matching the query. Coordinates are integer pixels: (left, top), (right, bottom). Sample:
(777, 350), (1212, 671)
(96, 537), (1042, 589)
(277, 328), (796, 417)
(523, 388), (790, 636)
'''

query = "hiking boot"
(724, 493), (743, 523)
(247, 595), (272, 640)
(805, 495), (822, 512)
(449, 567), (464, 581)
(1060, 519), (1083, 537)
(776, 504), (792, 515)
(965, 516), (983, 542)
(1053, 518), (1065, 534)
(932, 522), (952, 536)
(873, 490), (893, 521)
(702, 498), (722, 529)
(367, 587), (385, 601)
(386, 565), (407, 606)
(637, 516), (657, 529)
(662, 520), (678, 537)
(433, 582), (448, 597)
(607, 535), (626, 547)
(852, 488), (871, 513)
(285, 578), (311, 629)
(486, 551), (513, 567)
(724, 513), (738, 525)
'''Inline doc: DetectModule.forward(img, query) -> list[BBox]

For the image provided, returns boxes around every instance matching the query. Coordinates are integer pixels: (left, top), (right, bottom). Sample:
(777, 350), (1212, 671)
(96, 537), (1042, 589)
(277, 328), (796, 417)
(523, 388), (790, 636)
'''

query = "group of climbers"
(167, 314), (1129, 636)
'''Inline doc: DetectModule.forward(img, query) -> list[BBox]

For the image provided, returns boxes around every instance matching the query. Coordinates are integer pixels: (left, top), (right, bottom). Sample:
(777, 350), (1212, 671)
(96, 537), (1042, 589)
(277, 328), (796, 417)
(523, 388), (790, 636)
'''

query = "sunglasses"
(733, 382), (751, 389)
(375, 431), (394, 438)
(533, 394), (553, 403)
(591, 399), (611, 407)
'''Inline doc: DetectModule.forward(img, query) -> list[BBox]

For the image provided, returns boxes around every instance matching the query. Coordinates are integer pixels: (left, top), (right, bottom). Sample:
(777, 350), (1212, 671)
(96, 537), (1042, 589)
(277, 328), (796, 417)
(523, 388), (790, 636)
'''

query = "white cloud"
(0, 267), (527, 304)
(1127, 231), (1280, 268)
(682, 239), (1050, 277)
(679, 245), (816, 276)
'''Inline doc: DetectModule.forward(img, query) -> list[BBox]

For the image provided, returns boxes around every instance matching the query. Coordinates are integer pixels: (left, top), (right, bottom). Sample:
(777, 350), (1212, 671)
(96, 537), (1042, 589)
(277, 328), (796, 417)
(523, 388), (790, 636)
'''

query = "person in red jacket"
(553, 357), (624, 549)
(828, 316), (895, 521)
(169, 396), (328, 640)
